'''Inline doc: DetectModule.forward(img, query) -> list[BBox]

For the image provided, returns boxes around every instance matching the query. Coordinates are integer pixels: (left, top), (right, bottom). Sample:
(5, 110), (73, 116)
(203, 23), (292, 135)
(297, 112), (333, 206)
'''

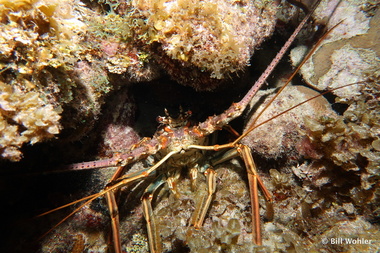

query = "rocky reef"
(1, 0), (379, 253)
(290, 0), (379, 101)
(0, 0), (110, 160)
(132, 0), (277, 90)
(239, 1), (380, 252)
(241, 85), (337, 163)
(0, 81), (61, 161)
(0, 0), (278, 161)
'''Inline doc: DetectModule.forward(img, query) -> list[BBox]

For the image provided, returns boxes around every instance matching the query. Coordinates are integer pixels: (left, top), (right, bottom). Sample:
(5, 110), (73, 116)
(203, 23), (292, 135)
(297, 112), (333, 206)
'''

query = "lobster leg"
(105, 190), (122, 253)
(191, 168), (217, 229)
(188, 144), (272, 245)
(102, 151), (179, 253)
(38, 150), (179, 253)
(189, 148), (239, 230)
(142, 174), (166, 253)
(189, 165), (199, 191)
(105, 164), (129, 253)
(166, 169), (181, 198)
(236, 144), (272, 245)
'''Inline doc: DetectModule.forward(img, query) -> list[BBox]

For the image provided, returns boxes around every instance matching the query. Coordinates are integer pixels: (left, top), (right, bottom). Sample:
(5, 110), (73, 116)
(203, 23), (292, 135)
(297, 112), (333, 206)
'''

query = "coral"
(301, 102), (379, 172)
(133, 0), (278, 90)
(0, 0), (278, 158)
(0, 81), (61, 161)
(85, 10), (160, 82)
(0, 0), (106, 159)
(296, 80), (380, 196)
(233, 3), (380, 252)
(0, 0), (153, 161)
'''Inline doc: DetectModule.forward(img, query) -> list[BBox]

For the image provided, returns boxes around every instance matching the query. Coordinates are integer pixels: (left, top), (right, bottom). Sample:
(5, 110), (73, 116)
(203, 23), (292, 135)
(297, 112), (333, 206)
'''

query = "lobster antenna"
(237, 0), (323, 109)
(234, 7), (343, 144)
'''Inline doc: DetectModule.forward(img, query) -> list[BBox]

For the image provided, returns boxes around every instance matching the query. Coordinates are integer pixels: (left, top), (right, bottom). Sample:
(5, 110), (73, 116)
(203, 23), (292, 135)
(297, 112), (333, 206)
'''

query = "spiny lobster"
(37, 0), (371, 252)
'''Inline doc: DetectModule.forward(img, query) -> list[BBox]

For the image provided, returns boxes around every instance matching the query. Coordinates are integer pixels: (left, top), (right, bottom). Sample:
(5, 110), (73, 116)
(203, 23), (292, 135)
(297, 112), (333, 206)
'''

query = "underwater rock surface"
(0, 0), (278, 161)
(132, 0), (278, 90)
(290, 0), (380, 101)
(242, 85), (337, 163)
(1, 0), (379, 253)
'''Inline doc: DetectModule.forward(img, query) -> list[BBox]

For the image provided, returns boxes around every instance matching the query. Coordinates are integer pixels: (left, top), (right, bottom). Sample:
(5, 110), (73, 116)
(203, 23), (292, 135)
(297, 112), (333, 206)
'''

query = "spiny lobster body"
(66, 102), (243, 171)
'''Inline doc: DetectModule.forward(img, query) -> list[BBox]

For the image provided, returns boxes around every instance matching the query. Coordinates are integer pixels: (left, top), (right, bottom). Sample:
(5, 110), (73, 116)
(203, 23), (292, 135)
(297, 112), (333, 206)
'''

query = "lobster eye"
(156, 116), (164, 123)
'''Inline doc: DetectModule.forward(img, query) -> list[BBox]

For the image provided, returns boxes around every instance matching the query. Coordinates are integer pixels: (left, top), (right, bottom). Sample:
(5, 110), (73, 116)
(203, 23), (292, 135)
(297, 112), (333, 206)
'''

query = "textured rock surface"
(133, 0), (278, 90)
(1, 1), (379, 253)
(242, 85), (337, 163)
(0, 81), (61, 161)
(290, 0), (380, 101)
(0, 0), (279, 161)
